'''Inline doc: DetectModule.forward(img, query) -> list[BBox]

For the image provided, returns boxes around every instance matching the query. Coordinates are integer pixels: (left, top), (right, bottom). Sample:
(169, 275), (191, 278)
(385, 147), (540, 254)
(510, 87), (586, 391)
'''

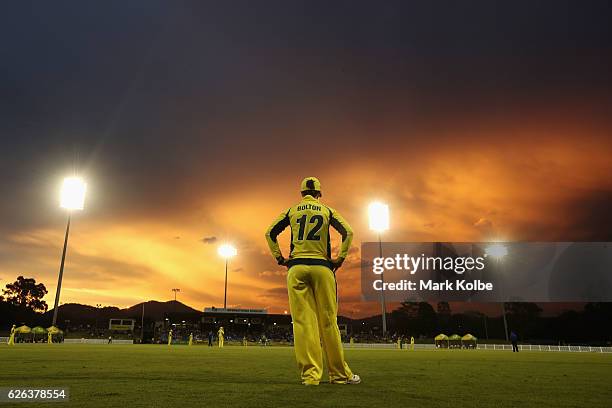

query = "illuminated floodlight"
(485, 243), (508, 260)
(52, 176), (88, 327)
(369, 201), (390, 336)
(368, 202), (389, 232)
(218, 244), (237, 258)
(219, 243), (237, 309)
(60, 177), (87, 210)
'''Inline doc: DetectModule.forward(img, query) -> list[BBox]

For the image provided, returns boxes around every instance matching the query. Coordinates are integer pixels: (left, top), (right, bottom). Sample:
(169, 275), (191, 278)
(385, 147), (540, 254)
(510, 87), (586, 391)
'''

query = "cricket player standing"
(265, 177), (360, 385)
(8, 324), (16, 345)
(218, 326), (224, 348)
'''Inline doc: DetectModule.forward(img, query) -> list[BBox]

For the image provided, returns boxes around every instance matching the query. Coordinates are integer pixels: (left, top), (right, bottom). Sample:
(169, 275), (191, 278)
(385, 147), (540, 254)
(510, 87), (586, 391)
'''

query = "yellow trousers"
(287, 264), (353, 384)
(218, 336), (224, 348)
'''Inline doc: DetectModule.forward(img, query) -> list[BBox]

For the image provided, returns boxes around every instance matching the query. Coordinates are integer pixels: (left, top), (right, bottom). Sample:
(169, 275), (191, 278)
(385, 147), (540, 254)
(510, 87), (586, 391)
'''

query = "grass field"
(1, 345), (611, 407)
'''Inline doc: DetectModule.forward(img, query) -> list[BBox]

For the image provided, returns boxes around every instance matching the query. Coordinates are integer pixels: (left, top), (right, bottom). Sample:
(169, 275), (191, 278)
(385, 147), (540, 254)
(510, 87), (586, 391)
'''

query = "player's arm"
(329, 209), (353, 268)
(265, 209), (291, 265)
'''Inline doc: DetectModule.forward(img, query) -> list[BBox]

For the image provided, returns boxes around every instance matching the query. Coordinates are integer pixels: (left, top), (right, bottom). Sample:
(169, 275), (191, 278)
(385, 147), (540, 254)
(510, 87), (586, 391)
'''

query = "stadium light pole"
(95, 303), (102, 335)
(218, 244), (237, 309)
(52, 177), (87, 327)
(483, 313), (489, 340)
(172, 288), (181, 302)
(485, 243), (509, 341)
(368, 202), (389, 337)
(141, 301), (145, 344)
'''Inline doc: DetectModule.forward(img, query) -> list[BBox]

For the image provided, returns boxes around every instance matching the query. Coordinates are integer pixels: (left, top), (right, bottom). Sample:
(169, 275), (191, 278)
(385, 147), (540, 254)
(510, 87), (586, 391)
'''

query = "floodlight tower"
(52, 177), (87, 326)
(172, 288), (181, 302)
(368, 202), (390, 336)
(485, 243), (509, 341)
(218, 244), (237, 309)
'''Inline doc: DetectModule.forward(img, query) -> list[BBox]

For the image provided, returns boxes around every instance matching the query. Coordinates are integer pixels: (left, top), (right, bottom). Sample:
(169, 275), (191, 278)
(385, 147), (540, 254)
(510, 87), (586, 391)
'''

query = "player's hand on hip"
(331, 257), (345, 271)
(277, 256), (289, 267)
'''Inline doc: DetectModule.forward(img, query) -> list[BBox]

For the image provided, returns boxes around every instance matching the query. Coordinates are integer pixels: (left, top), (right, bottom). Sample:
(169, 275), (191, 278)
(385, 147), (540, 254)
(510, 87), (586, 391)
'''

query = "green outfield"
(1, 345), (611, 408)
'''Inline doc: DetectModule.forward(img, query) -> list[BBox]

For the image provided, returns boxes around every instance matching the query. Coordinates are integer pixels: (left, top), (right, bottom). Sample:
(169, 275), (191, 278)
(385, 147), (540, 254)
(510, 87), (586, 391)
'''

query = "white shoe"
(346, 374), (361, 384)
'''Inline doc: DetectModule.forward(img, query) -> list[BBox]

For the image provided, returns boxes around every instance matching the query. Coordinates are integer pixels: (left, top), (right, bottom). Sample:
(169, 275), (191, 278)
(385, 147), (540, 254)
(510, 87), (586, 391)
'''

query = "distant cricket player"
(510, 331), (519, 352)
(265, 177), (360, 385)
(47, 331), (52, 344)
(167, 329), (173, 346)
(8, 324), (16, 345)
(218, 326), (224, 348)
(188, 333), (193, 346)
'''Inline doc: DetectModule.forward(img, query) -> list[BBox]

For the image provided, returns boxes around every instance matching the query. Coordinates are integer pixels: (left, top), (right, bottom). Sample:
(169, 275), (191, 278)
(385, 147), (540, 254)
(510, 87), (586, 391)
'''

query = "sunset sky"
(1, 2), (611, 317)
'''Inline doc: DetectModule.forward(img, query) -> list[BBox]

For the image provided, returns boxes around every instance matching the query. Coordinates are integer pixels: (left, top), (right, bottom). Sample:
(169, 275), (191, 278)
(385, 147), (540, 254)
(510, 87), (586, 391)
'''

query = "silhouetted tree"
(417, 302), (437, 336)
(505, 302), (542, 337)
(399, 301), (419, 318)
(437, 301), (451, 332)
(3, 276), (48, 312)
(437, 301), (451, 315)
(393, 301), (437, 336)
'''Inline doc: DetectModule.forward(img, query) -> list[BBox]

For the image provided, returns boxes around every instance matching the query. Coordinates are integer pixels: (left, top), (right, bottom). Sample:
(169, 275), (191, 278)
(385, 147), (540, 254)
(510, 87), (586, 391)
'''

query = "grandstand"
(201, 307), (292, 342)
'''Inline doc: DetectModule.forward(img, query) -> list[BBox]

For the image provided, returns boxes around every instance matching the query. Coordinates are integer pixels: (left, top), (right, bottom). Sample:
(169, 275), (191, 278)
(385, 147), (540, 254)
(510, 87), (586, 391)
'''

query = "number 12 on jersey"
(296, 215), (323, 241)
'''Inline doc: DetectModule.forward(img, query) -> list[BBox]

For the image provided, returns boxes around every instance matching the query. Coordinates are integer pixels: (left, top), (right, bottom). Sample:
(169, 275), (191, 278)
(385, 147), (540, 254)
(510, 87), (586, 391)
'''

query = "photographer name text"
(373, 279), (493, 292)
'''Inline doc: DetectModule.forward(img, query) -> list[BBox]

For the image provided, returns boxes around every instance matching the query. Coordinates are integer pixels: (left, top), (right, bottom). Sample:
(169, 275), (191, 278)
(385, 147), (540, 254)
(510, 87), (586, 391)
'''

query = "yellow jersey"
(265, 195), (353, 268)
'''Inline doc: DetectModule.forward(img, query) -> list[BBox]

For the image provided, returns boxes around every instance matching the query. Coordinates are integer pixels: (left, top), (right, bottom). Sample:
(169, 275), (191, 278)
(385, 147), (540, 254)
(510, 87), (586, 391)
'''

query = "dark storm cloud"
(1, 1), (611, 313)
(1, 0), (611, 233)
(559, 190), (612, 241)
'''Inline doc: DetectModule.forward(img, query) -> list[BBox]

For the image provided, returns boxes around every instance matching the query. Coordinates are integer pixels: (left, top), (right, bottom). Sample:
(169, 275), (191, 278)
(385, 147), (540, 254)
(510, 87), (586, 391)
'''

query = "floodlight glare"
(368, 202), (389, 232)
(368, 201), (390, 336)
(218, 244), (237, 258)
(52, 176), (87, 327)
(485, 243), (508, 259)
(485, 242), (510, 341)
(60, 177), (87, 210)
(218, 243), (238, 309)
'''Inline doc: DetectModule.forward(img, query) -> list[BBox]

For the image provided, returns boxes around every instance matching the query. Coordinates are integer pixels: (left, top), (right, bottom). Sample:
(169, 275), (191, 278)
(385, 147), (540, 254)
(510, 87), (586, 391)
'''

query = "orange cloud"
(1, 125), (610, 317)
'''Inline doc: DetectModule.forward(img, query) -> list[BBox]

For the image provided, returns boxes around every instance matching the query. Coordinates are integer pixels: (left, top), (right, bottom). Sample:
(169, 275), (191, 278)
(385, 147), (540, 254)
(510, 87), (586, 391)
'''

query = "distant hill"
(43, 300), (202, 326)
(43, 303), (121, 323)
(122, 300), (201, 321)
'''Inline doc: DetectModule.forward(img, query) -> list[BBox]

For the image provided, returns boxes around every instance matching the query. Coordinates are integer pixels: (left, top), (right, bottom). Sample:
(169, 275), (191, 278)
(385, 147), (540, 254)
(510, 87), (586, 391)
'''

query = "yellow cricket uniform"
(265, 194), (354, 384)
(218, 328), (224, 348)
(8, 325), (16, 346)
